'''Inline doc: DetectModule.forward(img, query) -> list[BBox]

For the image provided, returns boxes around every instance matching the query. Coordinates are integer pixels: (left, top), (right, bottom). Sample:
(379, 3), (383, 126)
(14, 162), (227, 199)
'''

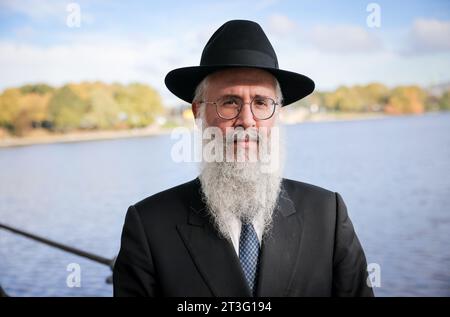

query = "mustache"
(224, 127), (261, 144)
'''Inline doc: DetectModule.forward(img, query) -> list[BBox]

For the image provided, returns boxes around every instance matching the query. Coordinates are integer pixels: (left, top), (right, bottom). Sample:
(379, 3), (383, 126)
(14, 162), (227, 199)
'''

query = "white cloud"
(1, 17), (449, 107)
(0, 0), (94, 25)
(267, 14), (298, 36)
(0, 41), (137, 86)
(276, 44), (450, 91)
(309, 25), (382, 54)
(0, 31), (206, 106)
(0, 0), (65, 19)
(406, 18), (450, 54)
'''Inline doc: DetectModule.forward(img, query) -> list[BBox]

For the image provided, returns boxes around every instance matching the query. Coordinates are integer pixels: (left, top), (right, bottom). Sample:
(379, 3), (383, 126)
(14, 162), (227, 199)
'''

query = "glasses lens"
(252, 97), (275, 120)
(217, 96), (241, 119)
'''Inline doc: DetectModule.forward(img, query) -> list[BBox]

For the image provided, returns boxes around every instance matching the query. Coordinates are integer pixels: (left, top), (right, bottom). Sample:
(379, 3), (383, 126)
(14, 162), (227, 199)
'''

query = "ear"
(192, 102), (199, 119)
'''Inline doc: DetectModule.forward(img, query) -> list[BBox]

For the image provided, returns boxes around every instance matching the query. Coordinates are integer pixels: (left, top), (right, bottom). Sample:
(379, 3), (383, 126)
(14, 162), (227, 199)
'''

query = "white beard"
(198, 110), (284, 241)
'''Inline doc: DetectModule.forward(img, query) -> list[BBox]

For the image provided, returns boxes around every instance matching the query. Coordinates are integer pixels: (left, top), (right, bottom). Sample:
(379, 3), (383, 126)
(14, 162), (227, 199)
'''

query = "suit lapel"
(255, 181), (305, 297)
(176, 178), (251, 297)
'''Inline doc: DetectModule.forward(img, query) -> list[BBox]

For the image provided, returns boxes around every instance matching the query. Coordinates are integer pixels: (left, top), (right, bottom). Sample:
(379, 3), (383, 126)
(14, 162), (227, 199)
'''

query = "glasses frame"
(200, 95), (280, 121)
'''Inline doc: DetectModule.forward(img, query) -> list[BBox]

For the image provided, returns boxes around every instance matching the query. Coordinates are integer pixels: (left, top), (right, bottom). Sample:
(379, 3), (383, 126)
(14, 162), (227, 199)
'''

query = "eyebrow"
(219, 94), (270, 99)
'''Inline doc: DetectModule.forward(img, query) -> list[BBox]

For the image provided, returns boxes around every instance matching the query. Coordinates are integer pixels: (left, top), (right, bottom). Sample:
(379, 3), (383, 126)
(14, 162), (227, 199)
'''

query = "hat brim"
(164, 65), (315, 106)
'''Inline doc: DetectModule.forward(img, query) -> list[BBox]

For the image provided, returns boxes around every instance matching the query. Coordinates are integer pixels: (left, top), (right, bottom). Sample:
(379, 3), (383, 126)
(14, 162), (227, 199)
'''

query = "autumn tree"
(0, 88), (21, 132)
(385, 86), (425, 114)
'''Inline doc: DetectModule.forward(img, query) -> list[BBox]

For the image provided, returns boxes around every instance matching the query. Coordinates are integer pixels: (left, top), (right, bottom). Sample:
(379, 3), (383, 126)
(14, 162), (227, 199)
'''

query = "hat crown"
(164, 19), (314, 106)
(200, 20), (279, 68)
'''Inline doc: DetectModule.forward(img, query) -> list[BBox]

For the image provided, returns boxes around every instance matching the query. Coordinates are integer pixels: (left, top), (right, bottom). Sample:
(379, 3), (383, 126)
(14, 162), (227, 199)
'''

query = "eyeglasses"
(200, 95), (279, 120)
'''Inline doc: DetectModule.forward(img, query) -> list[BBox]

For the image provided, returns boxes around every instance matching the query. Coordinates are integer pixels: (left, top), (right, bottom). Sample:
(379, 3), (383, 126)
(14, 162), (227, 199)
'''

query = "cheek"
(205, 108), (233, 131)
(256, 116), (277, 139)
(256, 116), (276, 129)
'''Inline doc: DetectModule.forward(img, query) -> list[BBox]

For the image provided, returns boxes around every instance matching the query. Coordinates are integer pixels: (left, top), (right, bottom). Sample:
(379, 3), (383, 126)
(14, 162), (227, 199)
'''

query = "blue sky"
(0, 0), (449, 105)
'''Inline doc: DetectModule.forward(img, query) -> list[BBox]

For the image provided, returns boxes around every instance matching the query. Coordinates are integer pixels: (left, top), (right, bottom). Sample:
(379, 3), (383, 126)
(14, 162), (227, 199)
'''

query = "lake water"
(1, 113), (449, 297)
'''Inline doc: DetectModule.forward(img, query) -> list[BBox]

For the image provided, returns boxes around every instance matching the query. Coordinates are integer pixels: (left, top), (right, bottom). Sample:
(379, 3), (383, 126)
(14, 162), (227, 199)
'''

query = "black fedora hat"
(164, 19), (315, 106)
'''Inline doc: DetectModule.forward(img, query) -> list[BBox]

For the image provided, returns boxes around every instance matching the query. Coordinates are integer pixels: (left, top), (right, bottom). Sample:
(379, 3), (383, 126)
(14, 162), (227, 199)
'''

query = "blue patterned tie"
(239, 222), (260, 296)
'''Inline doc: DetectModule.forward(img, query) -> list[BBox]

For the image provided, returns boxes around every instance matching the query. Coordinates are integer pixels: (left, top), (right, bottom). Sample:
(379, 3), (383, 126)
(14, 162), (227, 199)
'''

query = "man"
(113, 20), (374, 297)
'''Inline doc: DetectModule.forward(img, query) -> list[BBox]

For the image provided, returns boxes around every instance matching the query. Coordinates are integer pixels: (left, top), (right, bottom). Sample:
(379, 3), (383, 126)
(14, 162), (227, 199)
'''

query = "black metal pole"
(0, 285), (8, 297)
(0, 222), (115, 269)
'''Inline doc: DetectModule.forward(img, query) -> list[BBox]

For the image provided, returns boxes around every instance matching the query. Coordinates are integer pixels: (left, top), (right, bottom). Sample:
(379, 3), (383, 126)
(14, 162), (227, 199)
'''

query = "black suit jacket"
(113, 178), (374, 297)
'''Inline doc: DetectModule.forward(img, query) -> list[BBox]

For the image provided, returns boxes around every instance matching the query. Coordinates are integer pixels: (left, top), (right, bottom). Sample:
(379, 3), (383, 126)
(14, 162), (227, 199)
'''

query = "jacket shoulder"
(282, 178), (336, 200)
(281, 178), (340, 220)
(132, 178), (199, 222)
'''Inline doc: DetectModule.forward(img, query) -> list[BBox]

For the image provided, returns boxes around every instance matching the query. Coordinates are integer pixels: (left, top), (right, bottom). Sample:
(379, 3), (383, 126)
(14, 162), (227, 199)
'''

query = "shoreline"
(0, 112), (433, 148)
(0, 126), (172, 148)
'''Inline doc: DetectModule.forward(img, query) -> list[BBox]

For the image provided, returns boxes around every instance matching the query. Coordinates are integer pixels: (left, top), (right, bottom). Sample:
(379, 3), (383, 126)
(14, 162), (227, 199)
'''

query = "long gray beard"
(200, 161), (282, 240)
(198, 121), (284, 241)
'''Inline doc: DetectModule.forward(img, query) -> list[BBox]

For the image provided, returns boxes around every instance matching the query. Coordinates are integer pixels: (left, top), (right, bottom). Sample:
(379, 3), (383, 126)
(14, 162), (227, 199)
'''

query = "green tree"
(324, 86), (365, 112)
(82, 88), (121, 129)
(48, 85), (88, 131)
(19, 84), (54, 95)
(439, 90), (450, 111)
(114, 83), (164, 127)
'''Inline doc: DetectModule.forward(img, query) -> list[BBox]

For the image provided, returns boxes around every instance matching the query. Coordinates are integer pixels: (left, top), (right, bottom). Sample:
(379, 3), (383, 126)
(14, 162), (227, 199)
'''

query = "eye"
(221, 97), (240, 107)
(253, 97), (268, 108)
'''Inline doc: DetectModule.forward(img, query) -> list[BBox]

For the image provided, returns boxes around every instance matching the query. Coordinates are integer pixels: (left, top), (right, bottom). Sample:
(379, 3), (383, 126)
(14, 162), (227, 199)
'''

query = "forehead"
(206, 68), (276, 96)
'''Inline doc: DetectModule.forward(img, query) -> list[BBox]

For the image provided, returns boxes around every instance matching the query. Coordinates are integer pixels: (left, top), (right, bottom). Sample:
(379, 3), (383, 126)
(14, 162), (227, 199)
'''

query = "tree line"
(293, 83), (450, 114)
(0, 81), (449, 137)
(0, 82), (164, 136)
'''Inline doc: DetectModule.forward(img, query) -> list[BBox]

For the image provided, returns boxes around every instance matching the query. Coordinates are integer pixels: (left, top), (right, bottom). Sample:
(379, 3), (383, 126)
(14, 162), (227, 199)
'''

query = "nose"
(234, 102), (256, 129)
